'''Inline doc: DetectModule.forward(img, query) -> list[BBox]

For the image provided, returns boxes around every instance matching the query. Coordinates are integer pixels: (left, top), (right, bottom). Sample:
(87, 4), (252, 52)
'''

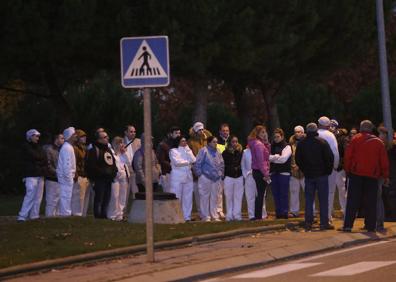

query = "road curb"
(0, 221), (302, 279)
(170, 226), (396, 282)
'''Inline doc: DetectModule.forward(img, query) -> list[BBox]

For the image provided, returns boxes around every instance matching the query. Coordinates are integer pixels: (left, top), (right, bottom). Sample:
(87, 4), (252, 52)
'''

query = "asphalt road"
(210, 239), (396, 282)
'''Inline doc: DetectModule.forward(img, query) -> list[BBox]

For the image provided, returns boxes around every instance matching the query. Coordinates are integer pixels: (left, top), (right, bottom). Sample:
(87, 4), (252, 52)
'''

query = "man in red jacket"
(342, 120), (389, 232)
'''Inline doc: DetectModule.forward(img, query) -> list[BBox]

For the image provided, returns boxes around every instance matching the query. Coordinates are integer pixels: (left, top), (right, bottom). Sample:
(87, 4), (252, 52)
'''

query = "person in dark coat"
(17, 129), (48, 221)
(86, 131), (117, 219)
(156, 126), (181, 192)
(222, 136), (243, 221)
(295, 123), (334, 231)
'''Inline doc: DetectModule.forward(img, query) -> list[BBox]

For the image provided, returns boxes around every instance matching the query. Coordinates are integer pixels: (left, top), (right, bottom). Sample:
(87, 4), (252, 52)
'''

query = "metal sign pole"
(376, 0), (393, 141)
(143, 87), (154, 262)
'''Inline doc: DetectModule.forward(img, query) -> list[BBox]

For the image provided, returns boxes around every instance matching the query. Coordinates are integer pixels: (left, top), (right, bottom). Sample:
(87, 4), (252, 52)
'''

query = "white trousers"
(171, 173), (193, 220)
(198, 175), (221, 220)
(59, 181), (74, 216)
(160, 174), (171, 193)
(334, 169), (347, 215)
(107, 177), (129, 220)
(18, 177), (44, 221)
(244, 175), (267, 219)
(328, 169), (347, 218)
(217, 180), (224, 215)
(289, 176), (305, 215)
(71, 177), (90, 216)
(224, 176), (244, 220)
(126, 171), (138, 202)
(45, 180), (60, 217)
(193, 180), (201, 215)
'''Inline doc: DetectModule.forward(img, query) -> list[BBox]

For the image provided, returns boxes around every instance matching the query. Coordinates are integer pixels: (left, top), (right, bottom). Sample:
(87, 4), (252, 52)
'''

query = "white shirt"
(269, 145), (292, 175)
(241, 148), (253, 179)
(114, 152), (129, 181)
(169, 145), (196, 172)
(269, 145), (292, 164)
(56, 142), (76, 184)
(318, 129), (339, 169)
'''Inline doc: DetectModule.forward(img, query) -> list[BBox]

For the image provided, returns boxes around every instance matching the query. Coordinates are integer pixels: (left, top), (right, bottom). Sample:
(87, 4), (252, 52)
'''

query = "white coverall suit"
(56, 142), (76, 216)
(169, 145), (196, 221)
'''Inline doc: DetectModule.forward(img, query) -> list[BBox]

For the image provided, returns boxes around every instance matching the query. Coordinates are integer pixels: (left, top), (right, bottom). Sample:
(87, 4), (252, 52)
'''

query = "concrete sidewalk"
(6, 219), (396, 282)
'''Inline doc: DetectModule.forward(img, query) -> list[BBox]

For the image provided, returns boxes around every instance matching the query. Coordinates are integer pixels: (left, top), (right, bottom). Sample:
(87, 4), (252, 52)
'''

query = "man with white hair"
(17, 129), (48, 221)
(57, 127), (77, 216)
(289, 125), (306, 217)
(317, 116), (339, 222)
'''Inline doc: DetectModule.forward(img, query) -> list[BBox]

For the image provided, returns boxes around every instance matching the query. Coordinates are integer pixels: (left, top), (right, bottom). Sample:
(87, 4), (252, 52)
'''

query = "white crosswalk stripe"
(232, 263), (322, 279)
(311, 261), (396, 277)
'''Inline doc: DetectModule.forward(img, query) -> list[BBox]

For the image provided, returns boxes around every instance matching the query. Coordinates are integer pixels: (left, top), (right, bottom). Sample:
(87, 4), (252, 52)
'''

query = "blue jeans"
(305, 176), (329, 226)
(271, 173), (290, 217)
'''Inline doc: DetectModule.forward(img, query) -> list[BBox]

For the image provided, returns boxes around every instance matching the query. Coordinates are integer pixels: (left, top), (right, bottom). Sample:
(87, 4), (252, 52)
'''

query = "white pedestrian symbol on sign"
(123, 40), (167, 79)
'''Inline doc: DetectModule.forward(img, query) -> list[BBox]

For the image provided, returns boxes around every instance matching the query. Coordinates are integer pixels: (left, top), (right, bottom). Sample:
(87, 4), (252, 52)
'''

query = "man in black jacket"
(86, 131), (117, 219)
(17, 129), (48, 221)
(156, 126), (181, 193)
(295, 123), (334, 231)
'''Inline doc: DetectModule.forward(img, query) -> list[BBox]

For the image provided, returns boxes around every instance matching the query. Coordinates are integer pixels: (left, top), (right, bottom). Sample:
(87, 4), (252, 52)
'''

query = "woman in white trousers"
(107, 137), (129, 221)
(222, 136), (244, 221)
(169, 136), (196, 221)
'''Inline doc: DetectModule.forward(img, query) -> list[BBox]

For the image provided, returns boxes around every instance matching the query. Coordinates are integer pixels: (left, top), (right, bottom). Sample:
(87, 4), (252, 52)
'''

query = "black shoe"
(305, 224), (312, 232)
(338, 227), (352, 232)
(320, 224), (335, 230)
(366, 229), (377, 233)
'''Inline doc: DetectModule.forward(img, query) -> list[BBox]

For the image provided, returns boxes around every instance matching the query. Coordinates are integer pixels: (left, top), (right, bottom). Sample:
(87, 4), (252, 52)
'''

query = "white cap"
(63, 127), (76, 140)
(330, 119), (339, 127)
(26, 129), (40, 141)
(193, 122), (204, 132)
(294, 125), (304, 133)
(318, 116), (331, 127)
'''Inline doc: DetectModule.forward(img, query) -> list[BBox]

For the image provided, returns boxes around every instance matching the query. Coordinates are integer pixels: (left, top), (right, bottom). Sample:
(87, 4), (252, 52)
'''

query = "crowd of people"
(17, 117), (396, 232)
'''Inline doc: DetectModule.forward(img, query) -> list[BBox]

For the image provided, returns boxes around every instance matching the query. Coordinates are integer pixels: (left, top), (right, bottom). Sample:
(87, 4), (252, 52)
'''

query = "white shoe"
(202, 218), (211, 222)
(213, 218), (221, 222)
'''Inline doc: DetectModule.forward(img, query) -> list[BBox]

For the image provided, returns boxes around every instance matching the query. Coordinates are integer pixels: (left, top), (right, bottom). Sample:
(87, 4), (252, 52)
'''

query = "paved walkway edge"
(171, 228), (396, 282)
(0, 222), (300, 279)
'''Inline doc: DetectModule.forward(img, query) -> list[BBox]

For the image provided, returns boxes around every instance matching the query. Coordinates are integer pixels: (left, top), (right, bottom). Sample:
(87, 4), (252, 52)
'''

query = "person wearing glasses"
(86, 131), (118, 219)
(17, 129), (48, 221)
(194, 136), (224, 222)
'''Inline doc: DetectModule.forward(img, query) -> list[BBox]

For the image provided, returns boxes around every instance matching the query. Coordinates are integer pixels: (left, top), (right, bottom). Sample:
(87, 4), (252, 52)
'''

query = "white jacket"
(56, 142), (76, 184)
(241, 148), (253, 179)
(114, 153), (129, 182)
(169, 146), (196, 182)
(318, 129), (339, 169)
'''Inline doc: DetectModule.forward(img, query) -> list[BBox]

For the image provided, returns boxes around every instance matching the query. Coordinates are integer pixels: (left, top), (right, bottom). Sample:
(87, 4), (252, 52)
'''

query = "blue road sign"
(120, 36), (170, 88)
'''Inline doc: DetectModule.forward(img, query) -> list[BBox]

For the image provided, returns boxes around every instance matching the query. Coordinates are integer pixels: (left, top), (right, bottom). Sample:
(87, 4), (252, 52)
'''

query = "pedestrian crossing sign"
(120, 36), (170, 88)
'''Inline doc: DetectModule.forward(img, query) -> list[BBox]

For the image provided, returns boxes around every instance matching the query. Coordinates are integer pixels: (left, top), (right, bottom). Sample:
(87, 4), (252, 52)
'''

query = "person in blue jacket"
(194, 136), (224, 222)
